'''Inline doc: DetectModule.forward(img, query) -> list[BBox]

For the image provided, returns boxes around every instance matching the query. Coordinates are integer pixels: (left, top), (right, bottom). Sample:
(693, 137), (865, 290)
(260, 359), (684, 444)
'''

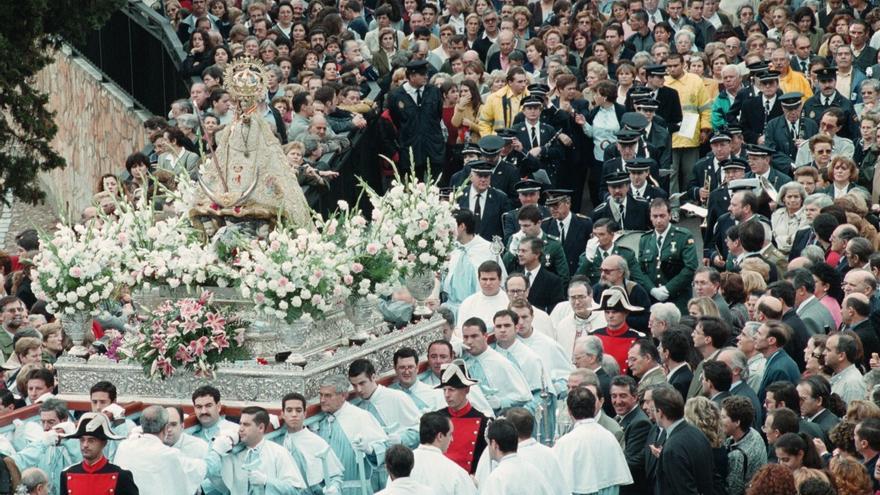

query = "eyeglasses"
(600, 268), (620, 273)
(815, 149), (833, 154)
(569, 294), (589, 301)
(507, 288), (526, 294)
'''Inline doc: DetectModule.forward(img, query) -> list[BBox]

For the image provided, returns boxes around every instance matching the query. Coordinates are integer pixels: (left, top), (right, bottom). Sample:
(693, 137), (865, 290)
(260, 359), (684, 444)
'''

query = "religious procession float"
(35, 58), (458, 404)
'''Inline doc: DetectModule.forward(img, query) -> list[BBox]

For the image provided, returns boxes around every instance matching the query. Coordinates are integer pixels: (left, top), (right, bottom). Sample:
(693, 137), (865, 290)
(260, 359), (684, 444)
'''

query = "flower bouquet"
(362, 168), (458, 315)
(129, 291), (250, 378)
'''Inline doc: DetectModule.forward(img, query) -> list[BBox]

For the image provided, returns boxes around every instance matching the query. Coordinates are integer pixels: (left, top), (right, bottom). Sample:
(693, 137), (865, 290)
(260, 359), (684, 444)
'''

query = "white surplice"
(388, 379), (447, 413)
(519, 331), (574, 393)
(555, 311), (608, 361)
(531, 308), (556, 340)
(375, 476), (437, 494)
(191, 417), (239, 443)
(280, 428), (344, 491)
(456, 291), (510, 337)
(552, 418), (633, 494)
(172, 432), (209, 459)
(464, 347), (532, 409)
(443, 236), (507, 312)
(115, 433), (207, 495)
(354, 385), (421, 448)
(410, 444), (477, 495)
(207, 438), (307, 495)
(478, 453), (554, 495)
(474, 439), (568, 494)
(492, 340), (549, 392)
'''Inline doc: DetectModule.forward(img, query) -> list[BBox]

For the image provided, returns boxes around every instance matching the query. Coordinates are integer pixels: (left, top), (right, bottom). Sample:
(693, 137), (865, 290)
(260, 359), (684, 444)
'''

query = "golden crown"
(222, 56), (269, 109)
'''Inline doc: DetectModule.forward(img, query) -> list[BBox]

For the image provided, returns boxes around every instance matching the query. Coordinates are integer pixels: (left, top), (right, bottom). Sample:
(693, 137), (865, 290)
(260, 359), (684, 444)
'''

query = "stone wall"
(34, 45), (151, 223)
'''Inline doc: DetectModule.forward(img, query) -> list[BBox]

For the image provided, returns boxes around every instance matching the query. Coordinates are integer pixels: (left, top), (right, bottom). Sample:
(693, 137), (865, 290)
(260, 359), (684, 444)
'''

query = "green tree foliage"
(0, 0), (124, 204)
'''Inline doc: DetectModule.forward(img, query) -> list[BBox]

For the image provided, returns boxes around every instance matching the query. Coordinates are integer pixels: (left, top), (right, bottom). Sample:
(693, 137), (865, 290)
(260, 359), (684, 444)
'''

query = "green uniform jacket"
(575, 245), (651, 289)
(503, 234), (570, 282)
(638, 226), (699, 312)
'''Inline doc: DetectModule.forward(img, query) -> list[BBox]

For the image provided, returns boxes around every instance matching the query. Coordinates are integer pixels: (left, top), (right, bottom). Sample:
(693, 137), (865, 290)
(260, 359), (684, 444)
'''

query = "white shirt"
(531, 307), (556, 339)
(172, 432), (209, 459)
(555, 311), (608, 361)
(443, 236), (506, 311)
(526, 122), (541, 147)
(411, 444), (477, 495)
(554, 419), (632, 493)
(469, 185), (488, 213)
(376, 476), (436, 494)
(115, 433), (207, 495)
(456, 291), (510, 337)
(478, 453), (554, 495)
(281, 428), (344, 489)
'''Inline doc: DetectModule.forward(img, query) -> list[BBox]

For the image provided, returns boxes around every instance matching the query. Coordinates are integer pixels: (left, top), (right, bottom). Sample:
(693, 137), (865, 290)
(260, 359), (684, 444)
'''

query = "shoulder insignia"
(632, 196), (649, 203)
(546, 234), (560, 241)
(593, 202), (607, 211)
(541, 217), (553, 223)
(398, 100), (405, 109)
(576, 213), (588, 219)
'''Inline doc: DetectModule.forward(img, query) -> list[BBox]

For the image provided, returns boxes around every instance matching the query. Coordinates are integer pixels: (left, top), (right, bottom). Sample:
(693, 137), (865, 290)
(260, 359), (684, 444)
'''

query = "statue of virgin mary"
(189, 57), (313, 239)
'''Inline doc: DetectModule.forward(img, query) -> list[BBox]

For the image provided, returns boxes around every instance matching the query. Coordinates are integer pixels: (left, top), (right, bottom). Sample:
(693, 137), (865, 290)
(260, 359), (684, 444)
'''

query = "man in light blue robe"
(310, 375), (389, 495)
(387, 348), (446, 413)
(12, 399), (81, 495)
(460, 317), (532, 414)
(349, 360), (421, 450)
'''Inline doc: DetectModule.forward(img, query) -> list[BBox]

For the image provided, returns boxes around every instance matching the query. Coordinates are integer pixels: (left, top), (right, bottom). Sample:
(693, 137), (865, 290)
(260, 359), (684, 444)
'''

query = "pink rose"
(418, 220), (429, 231)
(343, 274), (354, 285)
(352, 263), (364, 274)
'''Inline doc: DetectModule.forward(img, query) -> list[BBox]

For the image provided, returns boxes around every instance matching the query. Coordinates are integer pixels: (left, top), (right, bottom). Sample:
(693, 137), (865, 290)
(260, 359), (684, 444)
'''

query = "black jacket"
(657, 422), (715, 495)
(526, 266), (566, 313)
(386, 84), (446, 175)
(542, 213), (593, 276)
(457, 187), (511, 241)
(738, 91), (784, 144)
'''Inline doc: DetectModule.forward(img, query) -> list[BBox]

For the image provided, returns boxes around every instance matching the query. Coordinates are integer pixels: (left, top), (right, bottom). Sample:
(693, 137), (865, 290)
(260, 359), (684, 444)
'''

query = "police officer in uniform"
(738, 70), (784, 145)
(512, 95), (565, 184)
(598, 130), (647, 195)
(575, 217), (651, 288)
(477, 135), (520, 198)
(802, 66), (859, 140)
(745, 143), (792, 191)
(592, 170), (652, 231)
(627, 157), (668, 202)
(633, 98), (673, 183)
(638, 198), (699, 312)
(456, 160), (511, 241)
(497, 127), (552, 185)
(703, 157), (749, 260)
(764, 92), (818, 175)
(448, 143), (484, 188)
(688, 129), (733, 204)
(542, 189), (593, 276)
(502, 179), (550, 242)
(503, 204), (570, 281)
(602, 112), (659, 163)
(627, 64), (682, 133)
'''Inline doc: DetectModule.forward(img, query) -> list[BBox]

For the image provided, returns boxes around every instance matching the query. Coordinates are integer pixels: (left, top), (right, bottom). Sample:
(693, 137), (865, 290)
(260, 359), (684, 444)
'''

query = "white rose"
(291, 296), (302, 308)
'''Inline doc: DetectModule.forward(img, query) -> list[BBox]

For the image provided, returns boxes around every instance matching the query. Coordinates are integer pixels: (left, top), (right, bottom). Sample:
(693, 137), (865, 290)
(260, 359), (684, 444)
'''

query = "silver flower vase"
(61, 311), (93, 357)
(344, 296), (381, 337)
(404, 269), (435, 318)
(281, 316), (311, 349)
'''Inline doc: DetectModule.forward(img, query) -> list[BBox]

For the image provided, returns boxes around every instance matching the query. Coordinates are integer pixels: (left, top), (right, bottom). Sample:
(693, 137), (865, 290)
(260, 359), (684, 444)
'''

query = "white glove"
(41, 430), (59, 447)
(211, 435), (234, 455)
(650, 286), (669, 301)
(350, 436), (371, 454)
(486, 395), (502, 410)
(247, 470), (268, 486)
(268, 414), (281, 430)
(102, 403), (126, 420)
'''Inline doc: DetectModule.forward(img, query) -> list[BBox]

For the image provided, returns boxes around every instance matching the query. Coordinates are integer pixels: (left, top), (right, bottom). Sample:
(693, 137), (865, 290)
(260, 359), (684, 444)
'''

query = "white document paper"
(676, 112), (699, 139)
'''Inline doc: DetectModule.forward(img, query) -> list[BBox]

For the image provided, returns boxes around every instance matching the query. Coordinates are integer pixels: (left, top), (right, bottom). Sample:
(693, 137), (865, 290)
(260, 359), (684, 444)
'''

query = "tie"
(764, 99), (771, 114)
(558, 221), (566, 244)
(615, 415), (624, 424)
(530, 126), (539, 148)
(244, 449), (260, 495)
(657, 233), (664, 251)
(791, 122), (798, 139)
(656, 428), (667, 444)
(617, 199), (625, 223)
(599, 250), (607, 261)
(416, 87), (422, 106)
(801, 61), (808, 72)
(824, 96), (831, 106)
(525, 270), (532, 283)
(474, 192), (482, 218)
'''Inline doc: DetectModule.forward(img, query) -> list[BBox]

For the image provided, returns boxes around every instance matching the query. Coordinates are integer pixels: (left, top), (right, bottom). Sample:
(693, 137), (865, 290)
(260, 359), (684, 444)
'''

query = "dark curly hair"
(829, 420), (859, 457)
(746, 464), (796, 495)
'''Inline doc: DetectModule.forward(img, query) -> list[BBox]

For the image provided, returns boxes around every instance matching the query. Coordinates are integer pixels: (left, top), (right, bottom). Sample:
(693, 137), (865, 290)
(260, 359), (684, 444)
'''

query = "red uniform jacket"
(437, 402), (489, 474)
(60, 456), (139, 495)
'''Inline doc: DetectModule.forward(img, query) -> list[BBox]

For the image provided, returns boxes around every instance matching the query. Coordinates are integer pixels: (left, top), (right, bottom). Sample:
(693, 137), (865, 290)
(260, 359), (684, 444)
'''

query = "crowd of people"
(36, 0), (880, 492)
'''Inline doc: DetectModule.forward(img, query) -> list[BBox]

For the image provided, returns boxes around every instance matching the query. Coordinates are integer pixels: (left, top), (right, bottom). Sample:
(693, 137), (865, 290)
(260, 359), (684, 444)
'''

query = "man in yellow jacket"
(664, 52), (712, 221)
(772, 48), (813, 100)
(477, 67), (530, 137)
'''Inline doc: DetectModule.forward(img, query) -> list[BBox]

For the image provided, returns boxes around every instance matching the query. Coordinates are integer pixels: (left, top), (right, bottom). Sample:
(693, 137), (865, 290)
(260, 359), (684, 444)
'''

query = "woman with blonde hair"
(685, 397), (728, 494)
(792, 467), (831, 492)
(688, 296), (721, 318)
(845, 400), (880, 422)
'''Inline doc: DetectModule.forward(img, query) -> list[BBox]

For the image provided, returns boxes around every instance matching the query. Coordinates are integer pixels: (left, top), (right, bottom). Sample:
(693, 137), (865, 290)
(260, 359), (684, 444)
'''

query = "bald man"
(843, 293), (880, 368)
(786, 257), (812, 271)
